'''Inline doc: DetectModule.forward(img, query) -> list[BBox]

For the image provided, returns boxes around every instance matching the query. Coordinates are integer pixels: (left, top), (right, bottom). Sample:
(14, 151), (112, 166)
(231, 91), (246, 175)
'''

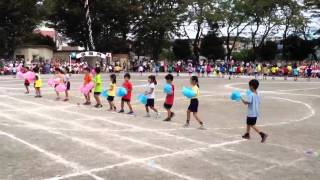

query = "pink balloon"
(55, 84), (67, 92)
(48, 78), (55, 87)
(54, 78), (60, 84)
(23, 72), (36, 82)
(79, 85), (87, 94)
(86, 82), (94, 90)
(16, 71), (24, 79)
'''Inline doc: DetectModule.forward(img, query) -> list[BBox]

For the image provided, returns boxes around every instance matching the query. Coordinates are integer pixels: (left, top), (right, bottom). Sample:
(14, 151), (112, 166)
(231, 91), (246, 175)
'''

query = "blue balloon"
(117, 87), (128, 97)
(163, 84), (173, 94)
(137, 94), (148, 105)
(230, 90), (241, 102)
(182, 87), (196, 99)
(101, 89), (108, 97)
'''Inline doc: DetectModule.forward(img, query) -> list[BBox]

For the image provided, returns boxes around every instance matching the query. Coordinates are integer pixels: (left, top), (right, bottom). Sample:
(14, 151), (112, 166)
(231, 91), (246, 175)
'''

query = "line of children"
(24, 69), (268, 143)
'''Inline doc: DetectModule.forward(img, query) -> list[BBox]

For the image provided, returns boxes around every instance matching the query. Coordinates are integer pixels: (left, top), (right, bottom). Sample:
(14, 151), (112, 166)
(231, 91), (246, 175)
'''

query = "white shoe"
(156, 113), (161, 118)
(144, 113), (151, 118)
(183, 123), (190, 128)
(198, 125), (206, 130)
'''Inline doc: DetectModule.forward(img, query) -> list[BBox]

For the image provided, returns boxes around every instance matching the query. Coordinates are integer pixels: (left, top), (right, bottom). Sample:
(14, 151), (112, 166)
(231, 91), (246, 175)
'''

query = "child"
(183, 76), (204, 129)
(34, 74), (42, 98)
(138, 65), (144, 76)
(293, 65), (299, 81)
(64, 71), (71, 101)
(93, 67), (103, 108)
(144, 75), (160, 118)
(307, 66), (312, 81)
(107, 74), (117, 111)
(24, 67), (30, 94)
(118, 73), (134, 114)
(54, 68), (65, 100)
(83, 67), (92, 105)
(241, 79), (268, 143)
(163, 74), (175, 121)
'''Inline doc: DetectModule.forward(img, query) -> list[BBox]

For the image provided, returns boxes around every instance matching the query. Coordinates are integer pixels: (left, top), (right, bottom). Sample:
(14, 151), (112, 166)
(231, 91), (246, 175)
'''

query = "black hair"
(249, 79), (259, 90)
(84, 67), (90, 72)
(110, 74), (116, 84)
(191, 76), (199, 88)
(165, 74), (174, 81)
(124, 73), (131, 79)
(148, 75), (157, 85)
(95, 67), (101, 74)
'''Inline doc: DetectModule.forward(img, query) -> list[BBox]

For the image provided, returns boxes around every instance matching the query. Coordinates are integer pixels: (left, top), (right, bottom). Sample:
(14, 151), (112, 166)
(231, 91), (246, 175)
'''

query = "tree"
(44, 0), (140, 52)
(181, 0), (214, 64)
(283, 35), (315, 60)
(133, 0), (187, 61)
(231, 49), (254, 62)
(200, 32), (225, 60)
(256, 41), (277, 61)
(22, 33), (56, 48)
(278, 0), (306, 59)
(245, 0), (280, 59)
(209, 0), (251, 61)
(0, 0), (41, 57)
(172, 39), (191, 60)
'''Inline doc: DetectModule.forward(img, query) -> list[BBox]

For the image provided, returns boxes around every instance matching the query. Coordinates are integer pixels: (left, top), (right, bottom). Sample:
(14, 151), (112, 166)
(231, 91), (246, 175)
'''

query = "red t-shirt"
(165, 84), (174, 105)
(122, 81), (133, 100)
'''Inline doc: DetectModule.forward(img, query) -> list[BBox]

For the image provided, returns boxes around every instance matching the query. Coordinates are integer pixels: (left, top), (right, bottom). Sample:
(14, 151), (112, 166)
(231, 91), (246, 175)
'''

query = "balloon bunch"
(182, 87), (196, 99)
(116, 87), (128, 97)
(80, 82), (95, 94)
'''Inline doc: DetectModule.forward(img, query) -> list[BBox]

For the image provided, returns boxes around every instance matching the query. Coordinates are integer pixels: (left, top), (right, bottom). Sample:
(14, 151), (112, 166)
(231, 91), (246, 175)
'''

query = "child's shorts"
(66, 82), (71, 90)
(247, 117), (257, 125)
(94, 92), (101, 95)
(188, 99), (199, 112)
(163, 103), (173, 110)
(24, 82), (30, 86)
(146, 99), (155, 107)
(107, 96), (114, 102)
(122, 98), (130, 102)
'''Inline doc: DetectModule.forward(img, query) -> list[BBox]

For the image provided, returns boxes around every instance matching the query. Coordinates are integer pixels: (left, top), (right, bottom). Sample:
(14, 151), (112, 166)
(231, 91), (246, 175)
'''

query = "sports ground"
(0, 73), (319, 180)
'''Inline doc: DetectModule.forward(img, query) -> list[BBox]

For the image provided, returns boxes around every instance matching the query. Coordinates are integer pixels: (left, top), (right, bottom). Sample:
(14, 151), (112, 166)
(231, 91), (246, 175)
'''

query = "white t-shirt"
(146, 83), (156, 99)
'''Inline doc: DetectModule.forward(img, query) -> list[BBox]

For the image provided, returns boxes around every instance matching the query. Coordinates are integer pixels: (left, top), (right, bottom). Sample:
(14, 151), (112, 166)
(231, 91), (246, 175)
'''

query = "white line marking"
(0, 130), (104, 180)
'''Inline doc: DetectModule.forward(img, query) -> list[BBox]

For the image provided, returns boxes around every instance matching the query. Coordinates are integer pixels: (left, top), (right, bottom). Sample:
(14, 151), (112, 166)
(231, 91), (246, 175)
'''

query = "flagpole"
(84, 0), (95, 50)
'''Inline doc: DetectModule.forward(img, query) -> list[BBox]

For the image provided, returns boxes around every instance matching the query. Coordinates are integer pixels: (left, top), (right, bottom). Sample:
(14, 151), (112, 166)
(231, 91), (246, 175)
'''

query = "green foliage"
(283, 35), (315, 60)
(200, 32), (225, 60)
(172, 39), (191, 60)
(0, 0), (41, 57)
(256, 41), (277, 61)
(231, 49), (254, 62)
(160, 50), (175, 62)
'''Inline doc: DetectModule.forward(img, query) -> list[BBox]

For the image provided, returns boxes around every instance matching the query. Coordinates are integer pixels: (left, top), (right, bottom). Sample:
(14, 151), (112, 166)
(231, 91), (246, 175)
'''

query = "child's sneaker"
(183, 123), (190, 128)
(260, 132), (268, 143)
(163, 118), (171, 122)
(127, 111), (134, 115)
(118, 110), (124, 113)
(144, 113), (151, 118)
(156, 113), (161, 118)
(242, 133), (250, 140)
(198, 125), (206, 130)
(95, 104), (103, 108)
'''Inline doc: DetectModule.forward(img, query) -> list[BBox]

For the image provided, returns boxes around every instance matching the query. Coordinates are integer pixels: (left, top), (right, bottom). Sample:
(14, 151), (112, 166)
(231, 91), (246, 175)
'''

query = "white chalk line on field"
(0, 112), (222, 180)
(0, 130), (104, 180)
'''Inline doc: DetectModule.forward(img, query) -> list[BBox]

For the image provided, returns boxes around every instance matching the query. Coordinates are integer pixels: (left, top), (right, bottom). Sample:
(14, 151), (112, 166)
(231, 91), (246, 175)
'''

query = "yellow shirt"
(192, 85), (200, 99)
(108, 83), (116, 97)
(35, 79), (42, 88)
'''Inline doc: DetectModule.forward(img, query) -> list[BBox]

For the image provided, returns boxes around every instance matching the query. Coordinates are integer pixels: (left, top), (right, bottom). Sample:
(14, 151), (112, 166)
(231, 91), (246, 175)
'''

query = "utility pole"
(84, 0), (95, 50)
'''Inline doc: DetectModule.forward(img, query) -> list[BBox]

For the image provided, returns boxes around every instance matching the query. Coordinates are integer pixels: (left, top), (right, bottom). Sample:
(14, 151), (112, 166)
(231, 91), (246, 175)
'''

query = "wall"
(14, 46), (53, 64)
